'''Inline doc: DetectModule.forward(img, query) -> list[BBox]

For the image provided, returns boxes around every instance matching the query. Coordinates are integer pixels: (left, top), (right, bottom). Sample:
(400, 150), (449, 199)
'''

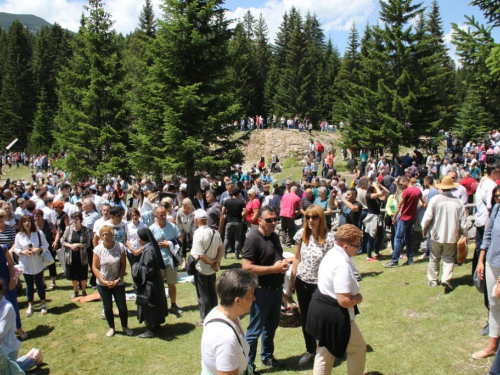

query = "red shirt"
(246, 198), (261, 224)
(280, 192), (301, 219)
(400, 187), (422, 221)
(460, 177), (478, 195)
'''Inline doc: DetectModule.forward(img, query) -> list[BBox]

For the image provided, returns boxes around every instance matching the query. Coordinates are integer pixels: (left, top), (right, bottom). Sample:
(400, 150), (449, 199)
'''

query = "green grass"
(1, 165), (34, 184)
(8, 162), (493, 374)
(18, 245), (491, 374)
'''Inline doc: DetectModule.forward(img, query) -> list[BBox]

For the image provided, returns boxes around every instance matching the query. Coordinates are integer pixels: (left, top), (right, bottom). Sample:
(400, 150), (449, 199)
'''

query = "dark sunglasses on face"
(264, 218), (278, 223)
(306, 215), (319, 221)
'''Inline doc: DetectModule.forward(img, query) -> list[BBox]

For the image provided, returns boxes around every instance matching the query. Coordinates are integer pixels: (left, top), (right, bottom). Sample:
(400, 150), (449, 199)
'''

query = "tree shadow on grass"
(156, 322), (195, 341)
(27, 324), (55, 340)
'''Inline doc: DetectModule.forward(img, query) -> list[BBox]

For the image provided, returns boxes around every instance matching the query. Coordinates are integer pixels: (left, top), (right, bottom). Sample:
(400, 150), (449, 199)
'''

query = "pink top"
(246, 199), (261, 224)
(280, 192), (301, 219)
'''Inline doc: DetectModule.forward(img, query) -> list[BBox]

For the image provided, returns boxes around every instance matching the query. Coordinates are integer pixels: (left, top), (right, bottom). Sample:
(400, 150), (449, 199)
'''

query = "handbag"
(473, 269), (485, 294)
(36, 231), (55, 267)
(187, 229), (215, 276)
(456, 235), (468, 264)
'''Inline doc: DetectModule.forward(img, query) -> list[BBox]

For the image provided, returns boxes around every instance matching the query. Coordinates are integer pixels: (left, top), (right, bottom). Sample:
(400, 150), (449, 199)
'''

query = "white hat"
(194, 209), (208, 220)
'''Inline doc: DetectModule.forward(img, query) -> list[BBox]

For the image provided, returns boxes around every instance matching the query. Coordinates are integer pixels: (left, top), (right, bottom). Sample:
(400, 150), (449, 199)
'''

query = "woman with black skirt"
(61, 211), (91, 298)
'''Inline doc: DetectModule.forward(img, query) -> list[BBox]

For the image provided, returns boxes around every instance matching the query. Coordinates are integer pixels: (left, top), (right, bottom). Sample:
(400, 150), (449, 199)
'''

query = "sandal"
(26, 348), (43, 365)
(71, 291), (79, 299)
(26, 307), (33, 317)
(18, 331), (28, 340)
(40, 305), (48, 315)
(472, 350), (497, 360)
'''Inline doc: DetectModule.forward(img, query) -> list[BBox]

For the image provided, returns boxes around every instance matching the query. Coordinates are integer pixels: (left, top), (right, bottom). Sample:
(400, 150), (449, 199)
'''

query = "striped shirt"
(0, 226), (16, 250)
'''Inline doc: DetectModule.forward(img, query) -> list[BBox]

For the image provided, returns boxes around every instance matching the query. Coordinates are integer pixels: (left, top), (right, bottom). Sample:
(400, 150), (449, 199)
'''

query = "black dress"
(132, 244), (168, 327)
(65, 229), (88, 281)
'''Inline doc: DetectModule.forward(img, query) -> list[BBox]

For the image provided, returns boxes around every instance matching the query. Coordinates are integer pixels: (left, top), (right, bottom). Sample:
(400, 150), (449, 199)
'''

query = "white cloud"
(227, 0), (377, 42)
(444, 24), (468, 66)
(0, 0), (164, 35)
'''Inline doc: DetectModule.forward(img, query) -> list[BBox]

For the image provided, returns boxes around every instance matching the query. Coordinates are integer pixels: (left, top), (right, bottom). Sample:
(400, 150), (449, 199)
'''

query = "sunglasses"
(0, 216), (5, 219)
(495, 195), (500, 198)
(347, 243), (361, 249)
(263, 218), (278, 223)
(305, 215), (319, 220)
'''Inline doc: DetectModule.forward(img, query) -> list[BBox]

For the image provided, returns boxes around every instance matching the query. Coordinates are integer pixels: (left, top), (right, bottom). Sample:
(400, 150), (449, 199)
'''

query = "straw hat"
(435, 175), (458, 190)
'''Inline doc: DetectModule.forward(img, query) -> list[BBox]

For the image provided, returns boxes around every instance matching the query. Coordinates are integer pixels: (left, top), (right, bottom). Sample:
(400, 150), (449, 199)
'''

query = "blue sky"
(0, 0), (497, 62)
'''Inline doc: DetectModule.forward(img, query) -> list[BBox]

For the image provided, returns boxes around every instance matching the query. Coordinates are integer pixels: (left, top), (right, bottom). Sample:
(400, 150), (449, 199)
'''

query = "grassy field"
(5, 155), (494, 375)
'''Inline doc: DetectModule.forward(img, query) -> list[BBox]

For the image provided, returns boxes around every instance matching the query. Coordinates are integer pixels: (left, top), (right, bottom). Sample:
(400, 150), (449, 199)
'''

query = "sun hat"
(435, 175), (459, 190)
(194, 209), (208, 220)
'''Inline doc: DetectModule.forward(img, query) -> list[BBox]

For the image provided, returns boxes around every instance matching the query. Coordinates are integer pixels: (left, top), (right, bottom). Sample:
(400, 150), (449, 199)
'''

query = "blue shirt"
(150, 222), (181, 267)
(314, 197), (332, 225)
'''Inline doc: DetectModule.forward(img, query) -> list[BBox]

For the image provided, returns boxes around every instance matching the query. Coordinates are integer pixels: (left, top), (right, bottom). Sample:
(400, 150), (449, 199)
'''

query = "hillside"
(240, 129), (341, 171)
(0, 12), (52, 33)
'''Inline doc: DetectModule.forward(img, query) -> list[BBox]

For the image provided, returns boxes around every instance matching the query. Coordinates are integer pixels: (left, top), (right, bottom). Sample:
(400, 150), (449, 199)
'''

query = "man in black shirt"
(220, 188), (247, 259)
(330, 188), (362, 228)
(243, 206), (289, 372)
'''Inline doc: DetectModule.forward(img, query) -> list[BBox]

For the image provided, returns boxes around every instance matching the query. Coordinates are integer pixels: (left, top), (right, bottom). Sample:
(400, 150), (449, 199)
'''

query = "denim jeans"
(490, 350), (500, 374)
(24, 271), (45, 302)
(391, 217), (415, 264)
(97, 284), (128, 329)
(366, 225), (384, 258)
(8, 351), (36, 373)
(224, 222), (242, 257)
(246, 288), (282, 366)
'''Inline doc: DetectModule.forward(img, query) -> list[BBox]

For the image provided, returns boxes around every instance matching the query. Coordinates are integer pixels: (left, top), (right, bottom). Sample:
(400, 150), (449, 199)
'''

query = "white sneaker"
(298, 352), (314, 366)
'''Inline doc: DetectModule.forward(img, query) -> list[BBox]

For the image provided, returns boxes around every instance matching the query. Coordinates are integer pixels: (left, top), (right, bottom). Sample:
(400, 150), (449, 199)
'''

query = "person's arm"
(336, 292), (363, 308)
(421, 201), (434, 237)
(329, 194), (338, 210)
(5, 248), (16, 291)
(64, 215), (70, 227)
(392, 196), (406, 223)
(116, 250), (127, 284)
(250, 207), (259, 224)
(219, 207), (226, 234)
(289, 242), (301, 294)
(92, 232), (100, 248)
(242, 259), (288, 275)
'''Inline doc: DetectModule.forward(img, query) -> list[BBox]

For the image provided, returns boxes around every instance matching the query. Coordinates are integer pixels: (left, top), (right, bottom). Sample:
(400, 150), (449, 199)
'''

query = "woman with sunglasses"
(14, 215), (49, 316)
(0, 209), (26, 339)
(289, 205), (335, 366)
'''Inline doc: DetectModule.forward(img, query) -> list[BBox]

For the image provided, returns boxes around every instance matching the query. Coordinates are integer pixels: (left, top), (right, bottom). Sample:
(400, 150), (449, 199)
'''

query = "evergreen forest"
(0, 0), (499, 184)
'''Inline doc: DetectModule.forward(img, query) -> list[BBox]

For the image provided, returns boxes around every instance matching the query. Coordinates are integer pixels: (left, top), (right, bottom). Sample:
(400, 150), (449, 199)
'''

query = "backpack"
(317, 142), (324, 153)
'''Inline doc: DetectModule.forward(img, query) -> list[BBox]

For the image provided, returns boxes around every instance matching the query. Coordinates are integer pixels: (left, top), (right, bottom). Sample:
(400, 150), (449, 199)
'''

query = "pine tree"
(132, 0), (244, 196)
(139, 0), (156, 38)
(253, 14), (271, 116)
(0, 20), (35, 149)
(227, 22), (258, 116)
(316, 39), (340, 123)
(29, 88), (53, 154)
(452, 87), (492, 141)
(54, 0), (130, 181)
(332, 22), (361, 122)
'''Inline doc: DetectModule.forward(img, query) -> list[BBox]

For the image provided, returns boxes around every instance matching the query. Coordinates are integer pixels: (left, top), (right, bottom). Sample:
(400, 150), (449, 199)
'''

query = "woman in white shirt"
(14, 215), (49, 316)
(201, 269), (257, 375)
(125, 208), (146, 267)
(306, 224), (367, 375)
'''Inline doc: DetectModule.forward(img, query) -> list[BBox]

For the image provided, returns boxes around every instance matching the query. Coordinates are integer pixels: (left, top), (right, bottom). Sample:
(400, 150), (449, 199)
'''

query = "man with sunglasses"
(243, 206), (289, 374)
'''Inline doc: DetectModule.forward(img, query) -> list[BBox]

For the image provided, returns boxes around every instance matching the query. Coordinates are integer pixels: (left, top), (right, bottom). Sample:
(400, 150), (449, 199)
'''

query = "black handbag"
(187, 229), (215, 276)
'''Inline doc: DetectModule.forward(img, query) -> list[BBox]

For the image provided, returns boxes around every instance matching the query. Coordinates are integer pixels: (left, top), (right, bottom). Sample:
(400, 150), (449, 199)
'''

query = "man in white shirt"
(440, 158), (452, 178)
(41, 197), (56, 225)
(448, 171), (468, 206)
(92, 203), (111, 248)
(473, 164), (500, 276)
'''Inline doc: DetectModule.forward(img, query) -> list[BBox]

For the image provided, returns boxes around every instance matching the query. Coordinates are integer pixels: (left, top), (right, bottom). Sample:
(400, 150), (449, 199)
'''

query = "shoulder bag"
(37, 230), (55, 267)
(187, 229), (215, 276)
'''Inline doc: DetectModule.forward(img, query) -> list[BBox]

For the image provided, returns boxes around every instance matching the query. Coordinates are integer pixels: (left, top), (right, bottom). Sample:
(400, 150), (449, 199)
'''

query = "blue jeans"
(490, 350), (500, 375)
(97, 284), (128, 329)
(224, 222), (242, 257)
(246, 288), (282, 366)
(366, 225), (384, 258)
(391, 217), (415, 264)
(24, 271), (45, 302)
(8, 351), (36, 373)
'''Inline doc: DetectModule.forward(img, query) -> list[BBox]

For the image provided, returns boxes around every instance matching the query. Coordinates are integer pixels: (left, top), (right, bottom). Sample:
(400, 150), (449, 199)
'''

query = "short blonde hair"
(99, 225), (114, 237)
(247, 189), (256, 196)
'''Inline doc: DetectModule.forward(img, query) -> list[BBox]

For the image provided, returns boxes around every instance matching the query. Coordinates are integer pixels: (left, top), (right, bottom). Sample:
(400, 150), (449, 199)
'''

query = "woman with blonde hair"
(93, 225), (133, 337)
(176, 198), (196, 269)
(289, 205), (335, 366)
(161, 197), (177, 223)
(2, 203), (16, 229)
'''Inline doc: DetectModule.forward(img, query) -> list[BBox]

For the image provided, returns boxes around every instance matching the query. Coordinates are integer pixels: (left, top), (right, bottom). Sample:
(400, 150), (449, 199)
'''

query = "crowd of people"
(1, 128), (500, 374)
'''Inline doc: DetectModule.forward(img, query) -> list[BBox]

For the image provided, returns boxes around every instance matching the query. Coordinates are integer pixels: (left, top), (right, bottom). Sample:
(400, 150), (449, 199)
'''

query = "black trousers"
(281, 216), (297, 246)
(194, 272), (218, 320)
(295, 277), (317, 354)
